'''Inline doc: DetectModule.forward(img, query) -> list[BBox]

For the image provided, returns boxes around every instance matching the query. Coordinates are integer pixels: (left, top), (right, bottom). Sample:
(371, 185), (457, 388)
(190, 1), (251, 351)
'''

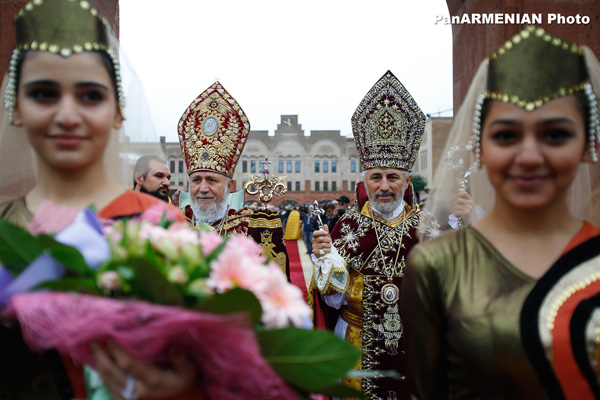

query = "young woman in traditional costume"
(402, 25), (600, 399)
(0, 0), (203, 398)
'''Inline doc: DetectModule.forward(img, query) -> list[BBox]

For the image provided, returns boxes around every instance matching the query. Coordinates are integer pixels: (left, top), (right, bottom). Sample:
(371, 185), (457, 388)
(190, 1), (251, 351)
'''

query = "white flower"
(168, 265), (189, 285)
(97, 271), (121, 292)
(168, 223), (201, 247)
(180, 242), (201, 265)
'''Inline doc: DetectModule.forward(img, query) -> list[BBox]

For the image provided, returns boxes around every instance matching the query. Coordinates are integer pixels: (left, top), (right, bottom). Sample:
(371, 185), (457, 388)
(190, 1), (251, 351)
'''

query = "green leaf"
(34, 278), (100, 295)
(158, 211), (171, 228)
(411, 174), (427, 192)
(0, 219), (44, 275)
(37, 235), (92, 277)
(142, 243), (166, 273)
(188, 258), (210, 280)
(257, 327), (361, 393)
(199, 288), (262, 326)
(128, 258), (184, 307)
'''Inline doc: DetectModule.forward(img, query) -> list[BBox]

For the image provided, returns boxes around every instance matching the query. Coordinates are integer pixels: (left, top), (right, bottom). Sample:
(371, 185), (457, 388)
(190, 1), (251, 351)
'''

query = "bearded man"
(132, 155), (171, 202)
(310, 71), (442, 399)
(178, 81), (289, 278)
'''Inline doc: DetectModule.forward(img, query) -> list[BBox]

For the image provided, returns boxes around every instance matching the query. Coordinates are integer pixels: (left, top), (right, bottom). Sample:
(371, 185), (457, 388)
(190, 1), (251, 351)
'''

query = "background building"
(412, 117), (454, 202)
(141, 115), (363, 208)
(132, 115), (452, 208)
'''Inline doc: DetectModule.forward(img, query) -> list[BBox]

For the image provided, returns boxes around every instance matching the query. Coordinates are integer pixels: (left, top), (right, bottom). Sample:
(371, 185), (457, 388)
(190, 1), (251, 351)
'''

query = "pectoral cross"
(310, 200), (325, 228)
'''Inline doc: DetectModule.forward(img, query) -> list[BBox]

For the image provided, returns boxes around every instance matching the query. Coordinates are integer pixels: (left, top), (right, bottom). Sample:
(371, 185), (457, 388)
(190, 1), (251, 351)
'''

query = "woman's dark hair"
(15, 50), (119, 101)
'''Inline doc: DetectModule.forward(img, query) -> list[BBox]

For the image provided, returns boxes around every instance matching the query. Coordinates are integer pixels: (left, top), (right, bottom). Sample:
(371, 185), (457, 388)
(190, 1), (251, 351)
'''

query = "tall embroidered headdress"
(178, 81), (250, 178)
(351, 70), (426, 172)
(469, 25), (599, 165)
(4, 0), (125, 124)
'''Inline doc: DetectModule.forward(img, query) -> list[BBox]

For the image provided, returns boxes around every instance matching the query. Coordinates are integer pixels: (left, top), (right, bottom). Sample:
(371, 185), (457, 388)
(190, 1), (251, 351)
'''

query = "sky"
(119, 0), (453, 143)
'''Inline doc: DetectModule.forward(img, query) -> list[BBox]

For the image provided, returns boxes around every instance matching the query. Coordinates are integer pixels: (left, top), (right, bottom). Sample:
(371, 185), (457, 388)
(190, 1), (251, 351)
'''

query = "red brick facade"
(446, 0), (600, 110)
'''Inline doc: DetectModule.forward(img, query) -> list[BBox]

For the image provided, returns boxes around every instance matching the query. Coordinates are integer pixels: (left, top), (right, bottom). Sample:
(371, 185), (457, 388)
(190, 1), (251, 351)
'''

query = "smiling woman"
(402, 25), (600, 399)
(480, 97), (588, 216)
(0, 0), (200, 399)
(15, 51), (122, 181)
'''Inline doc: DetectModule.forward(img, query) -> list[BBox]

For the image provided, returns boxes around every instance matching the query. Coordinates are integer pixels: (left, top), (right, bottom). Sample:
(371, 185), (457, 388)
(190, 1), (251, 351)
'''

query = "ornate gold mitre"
(4, 0), (125, 124)
(486, 25), (589, 111)
(351, 70), (426, 172)
(178, 81), (250, 178)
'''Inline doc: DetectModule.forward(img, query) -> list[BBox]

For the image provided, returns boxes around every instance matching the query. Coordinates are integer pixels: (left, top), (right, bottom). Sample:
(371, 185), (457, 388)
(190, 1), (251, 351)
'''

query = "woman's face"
(13, 51), (123, 171)
(480, 96), (587, 211)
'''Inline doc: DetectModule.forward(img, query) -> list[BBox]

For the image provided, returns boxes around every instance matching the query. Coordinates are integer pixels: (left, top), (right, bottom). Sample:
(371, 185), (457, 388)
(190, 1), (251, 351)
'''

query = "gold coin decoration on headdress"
(15, 0), (110, 56)
(4, 0), (125, 124)
(178, 82), (250, 178)
(352, 70), (426, 172)
(486, 25), (588, 111)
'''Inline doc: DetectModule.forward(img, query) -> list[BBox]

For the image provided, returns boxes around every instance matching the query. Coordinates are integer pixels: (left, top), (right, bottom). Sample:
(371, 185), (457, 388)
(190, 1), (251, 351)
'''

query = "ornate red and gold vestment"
(184, 205), (289, 279)
(312, 183), (441, 399)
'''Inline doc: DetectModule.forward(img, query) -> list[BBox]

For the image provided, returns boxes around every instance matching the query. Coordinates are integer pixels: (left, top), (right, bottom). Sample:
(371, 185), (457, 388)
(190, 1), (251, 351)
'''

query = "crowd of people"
(0, 0), (600, 399)
(276, 198), (351, 254)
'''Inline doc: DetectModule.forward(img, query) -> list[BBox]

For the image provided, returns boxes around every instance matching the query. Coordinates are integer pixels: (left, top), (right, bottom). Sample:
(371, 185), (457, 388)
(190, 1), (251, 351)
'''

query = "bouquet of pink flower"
(0, 202), (362, 399)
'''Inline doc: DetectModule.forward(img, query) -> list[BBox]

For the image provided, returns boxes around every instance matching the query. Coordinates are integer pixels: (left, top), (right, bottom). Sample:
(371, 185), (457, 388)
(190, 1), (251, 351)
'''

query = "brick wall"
(0, 0), (120, 75)
(447, 0), (600, 110)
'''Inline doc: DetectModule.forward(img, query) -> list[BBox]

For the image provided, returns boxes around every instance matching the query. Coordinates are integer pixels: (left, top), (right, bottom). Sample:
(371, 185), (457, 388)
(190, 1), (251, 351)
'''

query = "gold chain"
(215, 206), (230, 235)
(372, 204), (406, 280)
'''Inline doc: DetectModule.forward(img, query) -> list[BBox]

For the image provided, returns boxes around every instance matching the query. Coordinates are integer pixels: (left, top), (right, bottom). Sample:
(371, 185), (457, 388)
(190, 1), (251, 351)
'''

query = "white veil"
(0, 75), (35, 203)
(112, 41), (166, 188)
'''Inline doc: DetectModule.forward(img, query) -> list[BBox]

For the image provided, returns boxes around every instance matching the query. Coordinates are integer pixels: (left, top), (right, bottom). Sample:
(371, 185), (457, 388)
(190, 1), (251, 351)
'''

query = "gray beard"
(367, 185), (406, 218)
(190, 188), (229, 223)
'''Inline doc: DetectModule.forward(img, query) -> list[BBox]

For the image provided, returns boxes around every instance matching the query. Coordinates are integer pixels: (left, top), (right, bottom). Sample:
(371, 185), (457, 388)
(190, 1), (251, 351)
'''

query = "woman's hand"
(90, 339), (198, 399)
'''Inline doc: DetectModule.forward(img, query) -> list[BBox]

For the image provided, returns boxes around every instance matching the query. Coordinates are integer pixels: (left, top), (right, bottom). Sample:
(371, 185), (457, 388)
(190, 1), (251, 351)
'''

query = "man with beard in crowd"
(132, 155), (171, 202)
(178, 81), (289, 278)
